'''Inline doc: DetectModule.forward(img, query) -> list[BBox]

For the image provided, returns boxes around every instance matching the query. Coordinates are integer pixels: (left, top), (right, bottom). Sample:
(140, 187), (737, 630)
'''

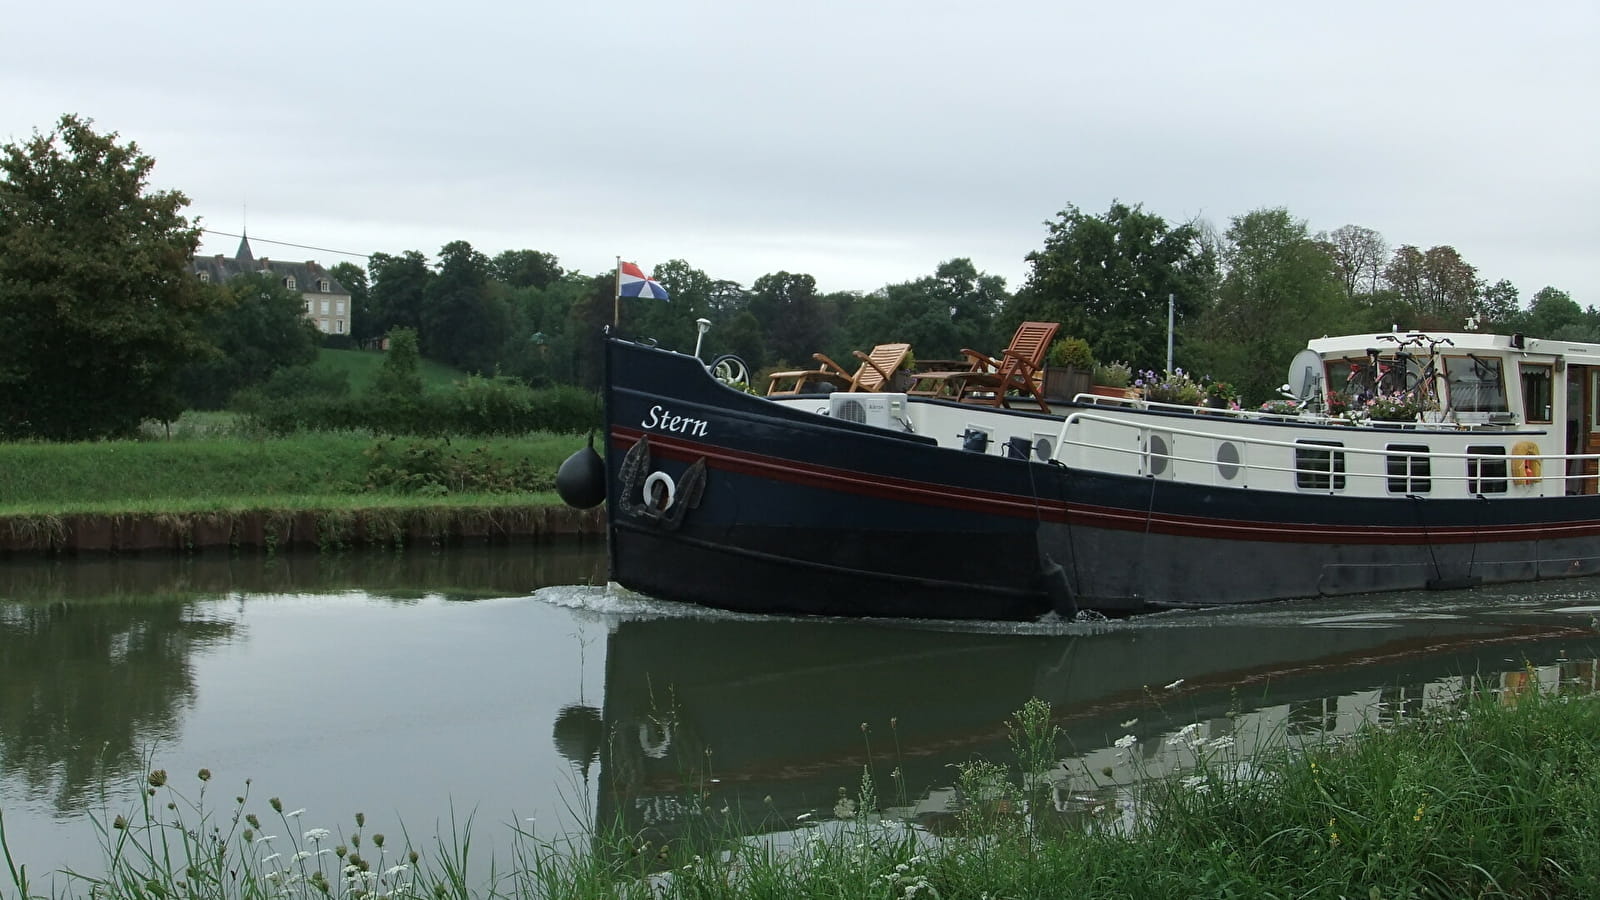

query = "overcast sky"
(6, 1), (1597, 306)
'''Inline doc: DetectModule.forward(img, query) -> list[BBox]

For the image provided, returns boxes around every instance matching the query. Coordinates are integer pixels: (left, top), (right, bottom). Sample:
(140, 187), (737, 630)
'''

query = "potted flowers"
(1202, 378), (1240, 410)
(1044, 337), (1095, 402)
(1137, 368), (1204, 406)
(1366, 392), (1422, 423)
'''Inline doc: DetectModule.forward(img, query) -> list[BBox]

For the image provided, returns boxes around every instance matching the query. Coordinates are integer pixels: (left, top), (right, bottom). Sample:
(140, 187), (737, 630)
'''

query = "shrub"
(1048, 337), (1096, 370)
(362, 438), (554, 495)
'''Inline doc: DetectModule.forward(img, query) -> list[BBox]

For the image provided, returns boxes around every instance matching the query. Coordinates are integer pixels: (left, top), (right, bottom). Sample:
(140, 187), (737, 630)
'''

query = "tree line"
(1, 114), (1589, 441)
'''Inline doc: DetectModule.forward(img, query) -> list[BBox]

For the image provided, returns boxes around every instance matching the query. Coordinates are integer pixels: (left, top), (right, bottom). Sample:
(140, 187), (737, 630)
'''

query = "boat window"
(1295, 440), (1346, 491)
(1444, 355), (1508, 412)
(1519, 363), (1553, 424)
(1466, 445), (1508, 494)
(1326, 357), (1367, 399)
(1330, 353), (1431, 404)
(1032, 433), (1055, 462)
(1216, 441), (1241, 481)
(1385, 443), (1431, 494)
(1147, 433), (1171, 477)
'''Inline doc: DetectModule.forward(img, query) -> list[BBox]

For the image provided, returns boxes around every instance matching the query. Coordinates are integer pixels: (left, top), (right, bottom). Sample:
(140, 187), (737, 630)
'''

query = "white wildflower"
(384, 865), (409, 878)
(293, 851), (312, 862)
(1180, 775), (1206, 790)
(1207, 736), (1235, 751)
(1167, 723), (1202, 746)
(1120, 718), (1138, 728)
(1113, 734), (1137, 749)
(261, 853), (282, 864)
(285, 808), (306, 819)
(304, 827), (331, 842)
(1164, 678), (1185, 690)
(796, 812), (812, 822)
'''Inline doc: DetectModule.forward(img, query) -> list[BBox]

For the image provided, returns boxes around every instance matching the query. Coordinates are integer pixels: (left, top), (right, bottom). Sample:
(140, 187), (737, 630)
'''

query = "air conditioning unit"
(829, 392), (909, 429)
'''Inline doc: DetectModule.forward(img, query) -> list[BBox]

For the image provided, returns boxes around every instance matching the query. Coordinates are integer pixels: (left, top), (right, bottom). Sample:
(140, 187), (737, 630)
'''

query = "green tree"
(712, 310), (768, 371)
(706, 278), (750, 318)
(371, 326), (423, 399)
(1477, 279), (1521, 331)
(1524, 287), (1589, 340)
(1191, 207), (1346, 403)
(491, 249), (564, 290)
(844, 258), (1006, 359)
(1322, 224), (1388, 301)
(421, 240), (506, 373)
(330, 261), (378, 347)
(1009, 201), (1216, 370)
(179, 271), (320, 409)
(1384, 244), (1480, 328)
(0, 114), (221, 439)
(369, 250), (432, 336)
(749, 271), (828, 366)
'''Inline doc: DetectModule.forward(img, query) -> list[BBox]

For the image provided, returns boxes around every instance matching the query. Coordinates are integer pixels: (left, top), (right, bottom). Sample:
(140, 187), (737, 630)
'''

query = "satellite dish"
(1285, 349), (1324, 402)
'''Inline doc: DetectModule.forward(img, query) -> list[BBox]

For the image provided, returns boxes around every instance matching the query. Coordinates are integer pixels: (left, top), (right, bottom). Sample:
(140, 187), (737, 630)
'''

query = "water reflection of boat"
(588, 608), (1597, 842)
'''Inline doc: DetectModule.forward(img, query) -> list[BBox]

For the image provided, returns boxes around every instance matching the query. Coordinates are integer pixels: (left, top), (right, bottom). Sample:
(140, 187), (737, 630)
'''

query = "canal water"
(2, 545), (1598, 881)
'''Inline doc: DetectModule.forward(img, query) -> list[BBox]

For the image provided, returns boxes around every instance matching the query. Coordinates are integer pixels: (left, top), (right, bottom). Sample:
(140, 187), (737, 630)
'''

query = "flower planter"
(1044, 367), (1093, 402)
(1091, 384), (1134, 399)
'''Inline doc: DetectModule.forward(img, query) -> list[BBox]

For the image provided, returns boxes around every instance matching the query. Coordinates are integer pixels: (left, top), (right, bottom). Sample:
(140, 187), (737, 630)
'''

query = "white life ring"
(639, 721), (672, 759)
(643, 470), (677, 511)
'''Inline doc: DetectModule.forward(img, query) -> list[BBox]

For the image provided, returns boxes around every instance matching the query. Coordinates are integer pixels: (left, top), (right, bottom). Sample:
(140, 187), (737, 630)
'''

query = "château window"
(320, 300), (330, 315)
(318, 279), (330, 292)
(336, 319), (345, 333)
(284, 275), (297, 291)
(198, 271), (210, 283)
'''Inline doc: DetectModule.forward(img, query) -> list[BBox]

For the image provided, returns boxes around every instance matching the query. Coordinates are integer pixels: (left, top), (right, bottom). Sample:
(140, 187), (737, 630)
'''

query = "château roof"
(190, 236), (350, 297)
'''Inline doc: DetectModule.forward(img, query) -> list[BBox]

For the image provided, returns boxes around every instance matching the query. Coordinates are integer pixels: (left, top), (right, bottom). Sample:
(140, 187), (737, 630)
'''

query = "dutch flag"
(618, 261), (670, 301)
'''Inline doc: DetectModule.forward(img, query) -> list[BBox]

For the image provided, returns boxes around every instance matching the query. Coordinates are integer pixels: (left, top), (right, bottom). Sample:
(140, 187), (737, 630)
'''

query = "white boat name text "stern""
(642, 405), (709, 438)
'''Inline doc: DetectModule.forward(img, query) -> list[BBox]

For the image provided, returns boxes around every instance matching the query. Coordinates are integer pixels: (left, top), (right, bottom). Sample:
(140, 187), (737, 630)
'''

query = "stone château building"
(191, 235), (353, 335)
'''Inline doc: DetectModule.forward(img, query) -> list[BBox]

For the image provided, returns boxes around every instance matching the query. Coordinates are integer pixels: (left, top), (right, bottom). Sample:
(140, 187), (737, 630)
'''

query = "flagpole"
(613, 256), (622, 329)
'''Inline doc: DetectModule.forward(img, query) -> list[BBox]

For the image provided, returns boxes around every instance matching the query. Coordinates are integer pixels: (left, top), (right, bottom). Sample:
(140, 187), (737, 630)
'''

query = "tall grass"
(0, 434), (584, 514)
(7, 675), (1597, 899)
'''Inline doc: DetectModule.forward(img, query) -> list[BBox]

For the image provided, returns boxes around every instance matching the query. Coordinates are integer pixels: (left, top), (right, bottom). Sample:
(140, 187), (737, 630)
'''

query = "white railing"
(1054, 409), (1590, 498)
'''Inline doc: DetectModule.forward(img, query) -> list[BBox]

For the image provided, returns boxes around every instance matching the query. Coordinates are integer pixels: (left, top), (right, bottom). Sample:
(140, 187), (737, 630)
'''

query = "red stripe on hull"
(610, 427), (1600, 547)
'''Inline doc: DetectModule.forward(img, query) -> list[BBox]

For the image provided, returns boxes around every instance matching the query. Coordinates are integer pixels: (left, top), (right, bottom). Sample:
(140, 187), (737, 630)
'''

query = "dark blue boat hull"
(600, 339), (1600, 618)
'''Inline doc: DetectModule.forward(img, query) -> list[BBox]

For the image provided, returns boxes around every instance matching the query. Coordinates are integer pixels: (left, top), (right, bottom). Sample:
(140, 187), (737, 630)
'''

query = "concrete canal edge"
(0, 505), (606, 556)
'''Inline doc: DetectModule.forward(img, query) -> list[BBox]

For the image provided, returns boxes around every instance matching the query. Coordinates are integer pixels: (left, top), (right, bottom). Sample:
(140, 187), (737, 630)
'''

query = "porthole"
(1148, 434), (1170, 476)
(1216, 441), (1241, 480)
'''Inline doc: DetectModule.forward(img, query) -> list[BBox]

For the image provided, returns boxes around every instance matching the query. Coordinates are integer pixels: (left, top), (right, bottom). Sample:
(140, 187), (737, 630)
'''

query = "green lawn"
(312, 348), (469, 394)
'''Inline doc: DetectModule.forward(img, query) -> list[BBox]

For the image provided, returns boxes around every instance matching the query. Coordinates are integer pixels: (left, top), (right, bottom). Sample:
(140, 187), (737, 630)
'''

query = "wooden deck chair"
(907, 322), (1060, 411)
(766, 342), (911, 396)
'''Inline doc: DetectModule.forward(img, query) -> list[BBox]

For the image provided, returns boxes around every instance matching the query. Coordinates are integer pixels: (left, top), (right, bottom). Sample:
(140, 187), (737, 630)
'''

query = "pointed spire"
(235, 232), (254, 264)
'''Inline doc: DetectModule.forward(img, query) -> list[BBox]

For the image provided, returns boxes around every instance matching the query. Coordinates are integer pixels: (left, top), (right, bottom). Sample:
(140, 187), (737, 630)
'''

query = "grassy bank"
(0, 433), (583, 515)
(313, 348), (467, 394)
(6, 678), (1596, 899)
